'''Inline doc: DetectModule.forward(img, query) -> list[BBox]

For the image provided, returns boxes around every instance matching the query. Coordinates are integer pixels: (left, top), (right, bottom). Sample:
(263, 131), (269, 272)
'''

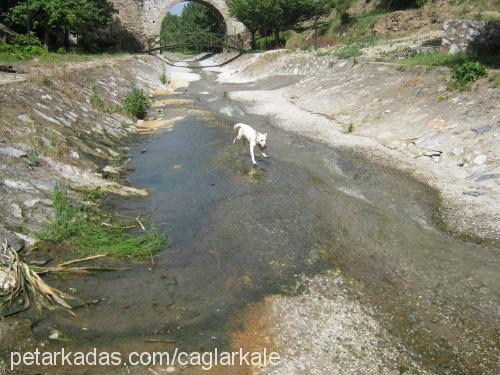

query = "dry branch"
(1, 241), (75, 317)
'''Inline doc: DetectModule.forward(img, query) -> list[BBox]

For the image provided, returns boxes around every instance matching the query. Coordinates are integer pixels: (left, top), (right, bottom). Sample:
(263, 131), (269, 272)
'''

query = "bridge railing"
(148, 33), (244, 53)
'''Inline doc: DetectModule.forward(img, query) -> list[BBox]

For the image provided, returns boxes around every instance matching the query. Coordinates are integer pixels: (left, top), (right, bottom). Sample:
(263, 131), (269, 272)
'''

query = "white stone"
(10, 204), (23, 219)
(449, 44), (461, 54)
(0, 268), (16, 292)
(473, 155), (488, 165)
(69, 151), (80, 159)
(0, 147), (27, 158)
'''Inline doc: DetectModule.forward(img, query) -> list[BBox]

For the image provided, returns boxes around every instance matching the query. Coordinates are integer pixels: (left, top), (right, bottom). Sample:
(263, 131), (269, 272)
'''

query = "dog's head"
(257, 132), (268, 150)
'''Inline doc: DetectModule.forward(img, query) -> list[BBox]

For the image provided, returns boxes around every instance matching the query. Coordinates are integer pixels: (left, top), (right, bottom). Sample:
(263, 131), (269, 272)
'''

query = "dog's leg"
(250, 145), (257, 165)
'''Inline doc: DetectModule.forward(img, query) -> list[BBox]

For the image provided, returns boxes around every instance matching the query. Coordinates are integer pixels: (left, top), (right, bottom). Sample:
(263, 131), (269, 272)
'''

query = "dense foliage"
(6, 0), (115, 49)
(228, 0), (334, 49)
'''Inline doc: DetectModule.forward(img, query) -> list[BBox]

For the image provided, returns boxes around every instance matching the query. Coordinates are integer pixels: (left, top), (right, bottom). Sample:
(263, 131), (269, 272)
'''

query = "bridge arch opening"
(156, 0), (229, 38)
(160, 1), (233, 52)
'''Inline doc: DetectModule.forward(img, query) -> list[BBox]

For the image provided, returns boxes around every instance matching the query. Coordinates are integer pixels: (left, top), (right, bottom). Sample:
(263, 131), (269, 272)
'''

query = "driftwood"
(1, 241), (75, 317)
(1, 246), (127, 317)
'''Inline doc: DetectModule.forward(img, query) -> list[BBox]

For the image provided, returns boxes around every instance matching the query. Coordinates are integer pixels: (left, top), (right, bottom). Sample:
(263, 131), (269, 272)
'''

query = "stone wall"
(109, 0), (247, 48)
(442, 19), (500, 55)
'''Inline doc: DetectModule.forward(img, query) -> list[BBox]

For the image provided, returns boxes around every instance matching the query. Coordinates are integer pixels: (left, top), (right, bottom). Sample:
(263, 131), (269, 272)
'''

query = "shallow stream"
(26, 70), (500, 373)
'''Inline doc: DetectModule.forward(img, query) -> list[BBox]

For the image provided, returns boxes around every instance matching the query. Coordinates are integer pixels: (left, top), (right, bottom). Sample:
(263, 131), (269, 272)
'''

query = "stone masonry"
(442, 19), (500, 55)
(109, 0), (246, 47)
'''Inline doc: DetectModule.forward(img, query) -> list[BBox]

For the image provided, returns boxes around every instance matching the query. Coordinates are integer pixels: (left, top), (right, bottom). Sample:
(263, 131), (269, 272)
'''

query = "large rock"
(0, 146), (27, 158)
(0, 227), (24, 252)
(442, 19), (500, 54)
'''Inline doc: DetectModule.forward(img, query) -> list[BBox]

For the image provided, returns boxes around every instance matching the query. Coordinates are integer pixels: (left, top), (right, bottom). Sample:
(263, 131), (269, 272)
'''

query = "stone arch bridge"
(110, 0), (247, 48)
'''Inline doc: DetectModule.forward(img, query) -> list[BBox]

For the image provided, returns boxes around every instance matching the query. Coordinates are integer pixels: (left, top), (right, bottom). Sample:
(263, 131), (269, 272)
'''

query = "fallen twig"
(136, 218), (146, 231)
(57, 254), (107, 267)
(101, 222), (136, 230)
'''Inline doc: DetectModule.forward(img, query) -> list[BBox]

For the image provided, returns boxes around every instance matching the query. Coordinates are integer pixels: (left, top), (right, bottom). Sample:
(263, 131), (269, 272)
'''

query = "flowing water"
(26, 71), (499, 373)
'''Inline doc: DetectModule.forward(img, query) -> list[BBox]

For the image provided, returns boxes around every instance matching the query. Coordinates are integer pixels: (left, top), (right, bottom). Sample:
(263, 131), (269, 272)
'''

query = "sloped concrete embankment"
(215, 50), (500, 243)
(0, 56), (163, 248)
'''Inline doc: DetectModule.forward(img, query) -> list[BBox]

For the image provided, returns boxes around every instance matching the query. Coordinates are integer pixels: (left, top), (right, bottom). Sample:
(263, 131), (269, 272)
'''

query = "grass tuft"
(37, 185), (166, 260)
(334, 43), (363, 58)
(398, 51), (469, 68)
(90, 85), (105, 109)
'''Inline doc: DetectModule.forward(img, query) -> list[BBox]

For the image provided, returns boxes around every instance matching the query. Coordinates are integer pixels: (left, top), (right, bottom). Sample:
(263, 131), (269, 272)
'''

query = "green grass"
(0, 44), (125, 66)
(399, 51), (469, 68)
(324, 9), (387, 44)
(488, 72), (500, 88)
(37, 185), (167, 260)
(90, 85), (105, 109)
(333, 43), (364, 58)
(159, 72), (170, 85)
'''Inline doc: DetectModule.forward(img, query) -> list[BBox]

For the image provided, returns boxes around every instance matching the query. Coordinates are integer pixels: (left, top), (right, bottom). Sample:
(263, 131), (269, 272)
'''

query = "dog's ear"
(264, 133), (268, 138)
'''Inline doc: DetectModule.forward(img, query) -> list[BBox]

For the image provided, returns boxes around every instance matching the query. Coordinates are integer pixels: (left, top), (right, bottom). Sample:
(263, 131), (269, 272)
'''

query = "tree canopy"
(228, 0), (334, 49)
(7, 0), (115, 48)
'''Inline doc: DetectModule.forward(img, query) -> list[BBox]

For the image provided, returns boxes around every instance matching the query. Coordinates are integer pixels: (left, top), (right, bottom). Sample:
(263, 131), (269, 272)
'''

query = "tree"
(8, 0), (115, 49)
(331, 0), (351, 25)
(228, 0), (280, 49)
(181, 2), (221, 33)
(229, 0), (333, 49)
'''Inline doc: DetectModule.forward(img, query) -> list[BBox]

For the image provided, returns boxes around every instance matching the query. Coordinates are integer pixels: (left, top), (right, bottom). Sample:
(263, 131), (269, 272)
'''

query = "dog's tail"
(233, 124), (242, 144)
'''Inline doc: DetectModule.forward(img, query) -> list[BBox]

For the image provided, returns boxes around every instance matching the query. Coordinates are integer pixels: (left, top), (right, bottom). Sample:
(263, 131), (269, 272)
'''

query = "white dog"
(233, 123), (269, 165)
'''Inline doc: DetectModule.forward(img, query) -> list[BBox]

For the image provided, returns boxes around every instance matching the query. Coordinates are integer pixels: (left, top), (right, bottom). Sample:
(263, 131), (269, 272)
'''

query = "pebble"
(476, 174), (500, 182)
(10, 204), (23, 219)
(0, 268), (16, 291)
(472, 125), (491, 135)
(424, 150), (442, 157)
(69, 151), (80, 159)
(463, 191), (482, 197)
(473, 155), (488, 165)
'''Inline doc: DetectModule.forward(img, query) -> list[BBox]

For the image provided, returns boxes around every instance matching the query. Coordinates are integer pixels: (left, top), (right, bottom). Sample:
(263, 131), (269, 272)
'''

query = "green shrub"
(334, 43), (363, 58)
(11, 32), (42, 47)
(159, 72), (169, 85)
(452, 60), (487, 84)
(90, 85), (104, 109)
(285, 31), (310, 50)
(123, 87), (151, 119)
